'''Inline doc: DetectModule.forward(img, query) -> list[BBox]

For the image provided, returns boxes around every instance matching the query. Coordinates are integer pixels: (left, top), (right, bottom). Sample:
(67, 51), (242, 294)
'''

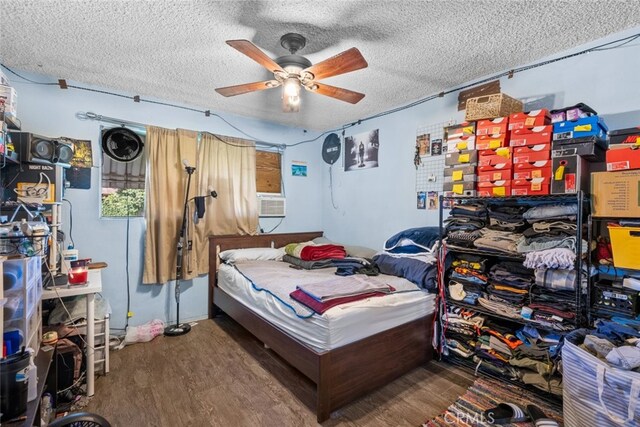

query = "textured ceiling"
(1, 1), (639, 131)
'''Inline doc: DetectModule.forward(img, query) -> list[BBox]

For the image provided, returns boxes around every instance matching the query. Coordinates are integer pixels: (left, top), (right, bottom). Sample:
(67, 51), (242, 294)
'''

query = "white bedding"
(217, 261), (436, 351)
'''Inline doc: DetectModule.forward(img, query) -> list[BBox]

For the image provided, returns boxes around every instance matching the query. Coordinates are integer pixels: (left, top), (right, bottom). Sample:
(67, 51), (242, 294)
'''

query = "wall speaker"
(9, 132), (75, 168)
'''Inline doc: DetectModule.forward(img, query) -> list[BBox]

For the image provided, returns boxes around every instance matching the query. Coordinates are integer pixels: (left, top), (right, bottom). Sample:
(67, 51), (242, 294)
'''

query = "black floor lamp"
(165, 161), (217, 337)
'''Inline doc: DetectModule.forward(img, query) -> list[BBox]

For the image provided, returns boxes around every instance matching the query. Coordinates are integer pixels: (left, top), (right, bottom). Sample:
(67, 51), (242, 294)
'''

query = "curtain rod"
(75, 111), (286, 150)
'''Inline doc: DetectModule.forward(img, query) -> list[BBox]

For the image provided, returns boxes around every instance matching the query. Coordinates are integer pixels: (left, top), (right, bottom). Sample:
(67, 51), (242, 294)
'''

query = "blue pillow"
(384, 227), (440, 253)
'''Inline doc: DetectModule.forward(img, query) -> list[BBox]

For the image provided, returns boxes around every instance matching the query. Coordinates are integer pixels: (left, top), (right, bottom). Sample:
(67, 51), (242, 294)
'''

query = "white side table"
(42, 268), (103, 396)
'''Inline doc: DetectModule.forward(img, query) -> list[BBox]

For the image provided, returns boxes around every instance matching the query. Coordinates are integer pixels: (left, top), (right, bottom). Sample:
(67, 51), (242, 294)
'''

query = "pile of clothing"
(284, 241), (347, 261)
(484, 261), (533, 308)
(372, 227), (439, 290)
(444, 204), (487, 248)
(289, 275), (396, 315)
(444, 305), (564, 395)
(578, 319), (640, 371)
(282, 240), (377, 276)
(447, 254), (488, 305)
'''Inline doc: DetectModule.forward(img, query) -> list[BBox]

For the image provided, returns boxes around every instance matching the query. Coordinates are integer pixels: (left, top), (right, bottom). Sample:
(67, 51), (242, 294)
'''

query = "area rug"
(423, 377), (563, 426)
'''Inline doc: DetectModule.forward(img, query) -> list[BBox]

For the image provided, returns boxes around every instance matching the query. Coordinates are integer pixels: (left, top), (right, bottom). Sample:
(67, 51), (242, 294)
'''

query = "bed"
(208, 232), (435, 422)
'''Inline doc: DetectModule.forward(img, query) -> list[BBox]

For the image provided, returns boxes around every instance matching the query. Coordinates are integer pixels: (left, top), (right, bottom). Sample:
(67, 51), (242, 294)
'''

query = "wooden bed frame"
(208, 232), (434, 422)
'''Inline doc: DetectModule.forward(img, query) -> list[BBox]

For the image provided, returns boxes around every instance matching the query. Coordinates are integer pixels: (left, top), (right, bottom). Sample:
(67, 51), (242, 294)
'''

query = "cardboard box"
(553, 116), (608, 141)
(609, 126), (640, 146)
(512, 184), (550, 196)
(509, 126), (553, 146)
(591, 170), (640, 217)
(477, 159), (513, 172)
(551, 154), (604, 194)
(552, 137), (606, 161)
(444, 190), (477, 198)
(445, 122), (476, 140)
(445, 150), (478, 166)
(446, 136), (476, 152)
(0, 85), (17, 118)
(477, 180), (512, 197)
(606, 145), (640, 171)
(444, 180), (475, 194)
(513, 176), (551, 187)
(513, 166), (552, 180)
(478, 147), (511, 166)
(476, 117), (509, 136)
(513, 144), (550, 164)
(478, 169), (512, 182)
(476, 134), (509, 150)
(443, 164), (476, 181)
(508, 109), (551, 130)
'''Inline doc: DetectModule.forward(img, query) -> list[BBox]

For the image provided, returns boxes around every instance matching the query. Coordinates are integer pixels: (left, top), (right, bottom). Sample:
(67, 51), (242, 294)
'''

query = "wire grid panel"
(415, 120), (455, 192)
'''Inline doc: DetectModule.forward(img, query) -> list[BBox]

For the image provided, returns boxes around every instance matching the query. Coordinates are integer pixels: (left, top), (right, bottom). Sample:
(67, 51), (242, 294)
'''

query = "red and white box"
(477, 180), (512, 197)
(508, 110), (551, 131)
(606, 145), (640, 171)
(445, 122), (476, 140)
(476, 117), (509, 136)
(476, 134), (509, 150)
(512, 177), (551, 196)
(478, 147), (512, 166)
(509, 126), (553, 147)
(513, 144), (551, 164)
(478, 159), (513, 173)
(513, 165), (552, 180)
(478, 169), (512, 182)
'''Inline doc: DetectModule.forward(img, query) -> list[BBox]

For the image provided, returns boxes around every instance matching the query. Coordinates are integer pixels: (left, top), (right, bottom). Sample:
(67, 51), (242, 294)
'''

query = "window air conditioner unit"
(257, 193), (286, 217)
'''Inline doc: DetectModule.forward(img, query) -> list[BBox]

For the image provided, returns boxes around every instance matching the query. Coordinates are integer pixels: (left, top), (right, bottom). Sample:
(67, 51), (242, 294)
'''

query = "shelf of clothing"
(437, 191), (589, 403)
(444, 298), (575, 332)
(442, 354), (563, 409)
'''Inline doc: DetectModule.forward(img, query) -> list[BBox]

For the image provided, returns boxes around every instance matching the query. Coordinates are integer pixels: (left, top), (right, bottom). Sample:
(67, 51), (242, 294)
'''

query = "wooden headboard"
(208, 231), (323, 318)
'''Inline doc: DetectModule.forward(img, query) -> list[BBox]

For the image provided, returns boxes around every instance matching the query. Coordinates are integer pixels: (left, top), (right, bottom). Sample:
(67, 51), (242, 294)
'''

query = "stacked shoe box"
(509, 110), (552, 195)
(476, 117), (512, 197)
(606, 125), (640, 171)
(551, 107), (608, 194)
(444, 122), (477, 197)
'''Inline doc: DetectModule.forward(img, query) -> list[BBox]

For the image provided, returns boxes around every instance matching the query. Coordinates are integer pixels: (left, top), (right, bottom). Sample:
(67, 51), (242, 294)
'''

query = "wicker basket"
(465, 93), (523, 121)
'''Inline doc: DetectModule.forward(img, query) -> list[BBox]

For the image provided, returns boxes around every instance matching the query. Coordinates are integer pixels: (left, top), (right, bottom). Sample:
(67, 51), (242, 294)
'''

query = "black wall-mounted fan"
(322, 133), (341, 165)
(101, 127), (144, 162)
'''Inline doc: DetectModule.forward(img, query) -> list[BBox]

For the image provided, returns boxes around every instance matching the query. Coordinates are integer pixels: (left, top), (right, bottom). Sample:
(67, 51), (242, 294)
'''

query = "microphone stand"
(165, 164), (196, 336)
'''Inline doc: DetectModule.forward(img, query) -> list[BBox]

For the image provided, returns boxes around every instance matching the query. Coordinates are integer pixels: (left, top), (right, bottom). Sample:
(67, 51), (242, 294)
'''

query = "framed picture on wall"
(344, 129), (380, 171)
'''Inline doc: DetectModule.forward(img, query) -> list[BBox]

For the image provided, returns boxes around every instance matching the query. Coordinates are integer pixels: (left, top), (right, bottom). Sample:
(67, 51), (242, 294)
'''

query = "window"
(256, 150), (282, 193)
(100, 127), (146, 217)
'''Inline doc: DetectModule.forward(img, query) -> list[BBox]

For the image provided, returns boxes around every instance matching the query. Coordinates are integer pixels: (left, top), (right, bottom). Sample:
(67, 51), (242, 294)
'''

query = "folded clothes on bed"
(284, 241), (347, 260)
(289, 289), (386, 314)
(373, 253), (437, 290)
(297, 276), (396, 302)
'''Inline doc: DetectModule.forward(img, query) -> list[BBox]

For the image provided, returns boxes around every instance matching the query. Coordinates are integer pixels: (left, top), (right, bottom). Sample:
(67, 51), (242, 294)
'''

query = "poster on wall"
(417, 192), (426, 209)
(66, 139), (93, 190)
(428, 191), (438, 210)
(344, 129), (379, 171)
(417, 133), (430, 156)
(291, 161), (307, 177)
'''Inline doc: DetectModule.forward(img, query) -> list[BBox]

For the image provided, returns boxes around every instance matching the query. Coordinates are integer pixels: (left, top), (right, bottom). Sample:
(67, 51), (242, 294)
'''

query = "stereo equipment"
(9, 132), (74, 168)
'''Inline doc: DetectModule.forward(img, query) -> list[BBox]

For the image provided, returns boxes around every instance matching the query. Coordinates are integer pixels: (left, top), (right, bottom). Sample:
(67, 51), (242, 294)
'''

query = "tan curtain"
(143, 127), (198, 284)
(193, 133), (259, 275)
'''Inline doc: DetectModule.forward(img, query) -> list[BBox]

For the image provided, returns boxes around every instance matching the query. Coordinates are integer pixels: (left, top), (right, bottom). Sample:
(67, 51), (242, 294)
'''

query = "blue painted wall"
(7, 72), (325, 330)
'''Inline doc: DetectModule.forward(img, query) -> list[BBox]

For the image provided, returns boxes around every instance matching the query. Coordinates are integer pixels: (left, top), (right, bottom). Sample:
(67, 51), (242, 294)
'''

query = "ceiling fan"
(215, 33), (368, 112)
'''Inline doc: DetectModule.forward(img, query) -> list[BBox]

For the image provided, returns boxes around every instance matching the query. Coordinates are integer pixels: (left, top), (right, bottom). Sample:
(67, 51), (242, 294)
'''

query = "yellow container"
(608, 225), (640, 270)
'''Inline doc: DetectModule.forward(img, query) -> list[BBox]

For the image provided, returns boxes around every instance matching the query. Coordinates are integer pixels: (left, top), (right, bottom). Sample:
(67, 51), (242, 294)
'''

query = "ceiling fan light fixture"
(282, 77), (301, 112)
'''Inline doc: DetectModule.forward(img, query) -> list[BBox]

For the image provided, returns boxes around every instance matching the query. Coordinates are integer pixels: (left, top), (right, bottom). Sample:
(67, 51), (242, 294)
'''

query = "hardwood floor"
(85, 316), (474, 426)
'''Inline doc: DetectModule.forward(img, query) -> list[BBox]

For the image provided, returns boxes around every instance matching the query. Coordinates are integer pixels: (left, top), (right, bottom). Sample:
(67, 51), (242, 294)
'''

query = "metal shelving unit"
(437, 191), (589, 401)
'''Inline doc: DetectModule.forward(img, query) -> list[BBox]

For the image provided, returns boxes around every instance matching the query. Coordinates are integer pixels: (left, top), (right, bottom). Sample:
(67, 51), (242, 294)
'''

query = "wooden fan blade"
(312, 83), (365, 104)
(303, 47), (368, 81)
(226, 40), (285, 73)
(215, 80), (280, 97)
